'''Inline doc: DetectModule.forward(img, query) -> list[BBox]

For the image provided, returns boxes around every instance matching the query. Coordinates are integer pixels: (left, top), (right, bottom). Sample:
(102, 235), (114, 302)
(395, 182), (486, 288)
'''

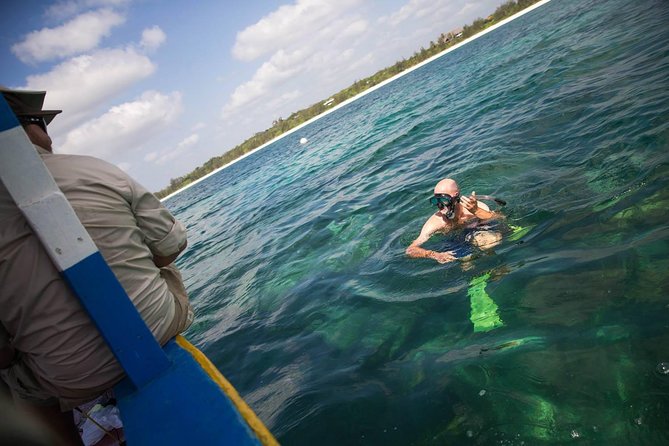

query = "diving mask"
(429, 193), (460, 219)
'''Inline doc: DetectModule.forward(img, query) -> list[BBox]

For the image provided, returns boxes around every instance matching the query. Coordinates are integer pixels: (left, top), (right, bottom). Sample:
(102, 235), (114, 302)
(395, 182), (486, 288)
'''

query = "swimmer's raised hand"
(461, 191), (479, 213)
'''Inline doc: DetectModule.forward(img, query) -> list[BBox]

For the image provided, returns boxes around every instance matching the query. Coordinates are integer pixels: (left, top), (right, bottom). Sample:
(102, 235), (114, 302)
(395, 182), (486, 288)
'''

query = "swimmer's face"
(429, 194), (460, 218)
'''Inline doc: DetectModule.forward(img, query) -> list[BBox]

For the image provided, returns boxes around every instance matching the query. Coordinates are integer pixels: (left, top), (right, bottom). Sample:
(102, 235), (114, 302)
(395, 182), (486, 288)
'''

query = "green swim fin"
(508, 224), (533, 242)
(468, 273), (504, 332)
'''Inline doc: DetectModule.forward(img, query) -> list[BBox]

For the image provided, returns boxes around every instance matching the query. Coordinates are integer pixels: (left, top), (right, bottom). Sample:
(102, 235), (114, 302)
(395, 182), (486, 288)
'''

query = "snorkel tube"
(473, 195), (507, 206)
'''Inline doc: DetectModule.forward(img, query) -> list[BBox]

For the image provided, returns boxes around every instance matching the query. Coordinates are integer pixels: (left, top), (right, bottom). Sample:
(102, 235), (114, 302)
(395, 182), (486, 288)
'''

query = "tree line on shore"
(156, 0), (542, 199)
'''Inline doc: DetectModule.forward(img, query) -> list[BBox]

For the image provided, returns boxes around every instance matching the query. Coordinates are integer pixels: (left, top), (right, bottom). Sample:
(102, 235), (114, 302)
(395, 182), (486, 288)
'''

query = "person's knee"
(472, 231), (502, 249)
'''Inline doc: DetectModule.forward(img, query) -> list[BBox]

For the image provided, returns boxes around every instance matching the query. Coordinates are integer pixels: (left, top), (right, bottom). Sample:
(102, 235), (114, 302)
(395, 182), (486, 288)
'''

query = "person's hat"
(0, 86), (62, 126)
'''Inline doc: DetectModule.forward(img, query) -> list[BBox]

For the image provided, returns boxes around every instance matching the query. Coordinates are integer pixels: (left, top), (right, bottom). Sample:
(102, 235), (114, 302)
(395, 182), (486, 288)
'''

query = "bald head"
(434, 178), (460, 196)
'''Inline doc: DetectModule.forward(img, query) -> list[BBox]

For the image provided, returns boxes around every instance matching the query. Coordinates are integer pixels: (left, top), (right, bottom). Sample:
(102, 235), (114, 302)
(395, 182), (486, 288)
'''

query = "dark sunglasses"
(429, 193), (460, 209)
(19, 116), (48, 133)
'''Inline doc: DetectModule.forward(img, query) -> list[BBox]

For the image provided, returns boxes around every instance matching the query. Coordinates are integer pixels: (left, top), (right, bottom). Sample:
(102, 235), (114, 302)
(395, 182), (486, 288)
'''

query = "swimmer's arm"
(472, 203), (498, 220)
(462, 192), (504, 221)
(406, 219), (456, 264)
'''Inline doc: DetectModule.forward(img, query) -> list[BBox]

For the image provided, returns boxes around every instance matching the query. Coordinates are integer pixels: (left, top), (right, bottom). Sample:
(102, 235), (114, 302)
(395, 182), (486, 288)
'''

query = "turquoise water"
(166, 0), (669, 444)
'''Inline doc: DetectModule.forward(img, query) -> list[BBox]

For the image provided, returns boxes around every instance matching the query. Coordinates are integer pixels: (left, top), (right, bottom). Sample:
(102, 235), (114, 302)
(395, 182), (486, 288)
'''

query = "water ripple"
(170, 0), (669, 443)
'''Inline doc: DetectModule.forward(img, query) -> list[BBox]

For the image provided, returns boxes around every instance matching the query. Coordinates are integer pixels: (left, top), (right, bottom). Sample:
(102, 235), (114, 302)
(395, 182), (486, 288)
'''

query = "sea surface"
(165, 0), (669, 444)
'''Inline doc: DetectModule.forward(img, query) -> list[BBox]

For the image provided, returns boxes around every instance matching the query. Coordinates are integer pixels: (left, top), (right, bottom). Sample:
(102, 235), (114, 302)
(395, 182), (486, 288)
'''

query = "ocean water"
(166, 0), (669, 444)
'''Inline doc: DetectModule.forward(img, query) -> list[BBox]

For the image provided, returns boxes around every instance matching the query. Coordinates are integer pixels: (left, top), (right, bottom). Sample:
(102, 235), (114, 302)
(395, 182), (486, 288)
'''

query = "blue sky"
(2, 0), (503, 191)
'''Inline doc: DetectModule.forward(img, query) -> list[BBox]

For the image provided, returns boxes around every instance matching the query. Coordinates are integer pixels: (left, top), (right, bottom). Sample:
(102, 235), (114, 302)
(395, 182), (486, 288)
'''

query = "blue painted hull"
(115, 336), (276, 445)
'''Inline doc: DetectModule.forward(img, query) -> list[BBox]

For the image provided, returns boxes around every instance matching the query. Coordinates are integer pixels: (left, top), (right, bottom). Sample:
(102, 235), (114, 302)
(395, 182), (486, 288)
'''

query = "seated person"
(1, 86), (193, 445)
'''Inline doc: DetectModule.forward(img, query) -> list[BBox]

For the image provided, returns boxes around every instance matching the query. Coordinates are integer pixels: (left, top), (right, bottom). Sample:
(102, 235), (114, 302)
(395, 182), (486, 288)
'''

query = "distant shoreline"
(161, 0), (552, 202)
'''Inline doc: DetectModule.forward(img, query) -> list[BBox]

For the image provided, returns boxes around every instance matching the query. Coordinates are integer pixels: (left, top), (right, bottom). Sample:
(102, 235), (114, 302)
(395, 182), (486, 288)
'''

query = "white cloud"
(12, 9), (125, 63)
(223, 49), (308, 116)
(140, 26), (166, 51)
(59, 91), (182, 159)
(223, 6), (373, 119)
(264, 90), (302, 119)
(45, 0), (131, 21)
(155, 133), (200, 165)
(44, 2), (83, 21)
(145, 133), (200, 165)
(338, 19), (368, 39)
(380, 0), (421, 26)
(25, 47), (156, 132)
(232, 0), (361, 61)
(116, 161), (132, 172)
(178, 133), (199, 147)
(380, 0), (493, 29)
(223, 0), (377, 123)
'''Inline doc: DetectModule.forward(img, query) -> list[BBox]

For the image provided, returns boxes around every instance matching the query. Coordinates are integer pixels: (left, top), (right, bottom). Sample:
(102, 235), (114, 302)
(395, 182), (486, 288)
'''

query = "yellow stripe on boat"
(175, 335), (280, 446)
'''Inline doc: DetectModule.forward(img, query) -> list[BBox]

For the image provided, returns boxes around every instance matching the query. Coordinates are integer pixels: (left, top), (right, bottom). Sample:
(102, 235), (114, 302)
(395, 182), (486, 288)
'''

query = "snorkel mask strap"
(475, 195), (507, 206)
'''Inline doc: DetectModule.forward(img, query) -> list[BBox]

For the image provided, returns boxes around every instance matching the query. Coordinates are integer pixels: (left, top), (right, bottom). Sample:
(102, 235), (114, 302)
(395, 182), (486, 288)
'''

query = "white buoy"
(300, 137), (308, 144)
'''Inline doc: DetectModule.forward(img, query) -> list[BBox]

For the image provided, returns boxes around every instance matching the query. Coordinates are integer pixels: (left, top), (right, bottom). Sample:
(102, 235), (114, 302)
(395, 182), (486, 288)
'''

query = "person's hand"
(461, 191), (478, 213)
(431, 250), (457, 264)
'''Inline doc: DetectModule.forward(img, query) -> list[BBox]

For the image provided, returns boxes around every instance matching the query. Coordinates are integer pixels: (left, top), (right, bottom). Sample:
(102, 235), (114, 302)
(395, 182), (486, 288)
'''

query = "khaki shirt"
(0, 145), (186, 405)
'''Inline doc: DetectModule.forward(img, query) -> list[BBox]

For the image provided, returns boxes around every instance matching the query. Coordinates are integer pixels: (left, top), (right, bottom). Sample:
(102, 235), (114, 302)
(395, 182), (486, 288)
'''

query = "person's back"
(0, 177), (113, 404)
(0, 147), (190, 408)
(43, 149), (186, 345)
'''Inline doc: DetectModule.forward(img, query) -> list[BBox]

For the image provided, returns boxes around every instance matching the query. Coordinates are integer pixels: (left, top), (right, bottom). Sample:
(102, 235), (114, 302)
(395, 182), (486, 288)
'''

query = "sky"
(2, 0), (504, 191)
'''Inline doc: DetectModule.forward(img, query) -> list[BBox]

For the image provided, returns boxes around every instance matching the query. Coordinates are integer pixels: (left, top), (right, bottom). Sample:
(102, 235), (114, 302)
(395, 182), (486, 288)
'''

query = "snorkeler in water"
(406, 178), (506, 264)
